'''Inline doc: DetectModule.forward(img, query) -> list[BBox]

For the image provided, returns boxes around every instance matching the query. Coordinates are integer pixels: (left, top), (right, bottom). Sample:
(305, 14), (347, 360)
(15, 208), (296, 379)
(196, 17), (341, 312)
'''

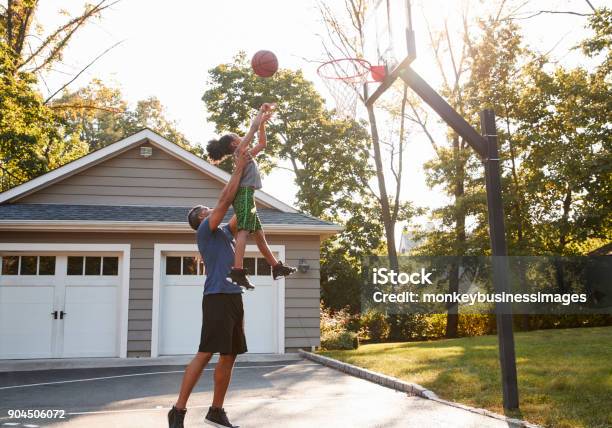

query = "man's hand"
(235, 149), (251, 169)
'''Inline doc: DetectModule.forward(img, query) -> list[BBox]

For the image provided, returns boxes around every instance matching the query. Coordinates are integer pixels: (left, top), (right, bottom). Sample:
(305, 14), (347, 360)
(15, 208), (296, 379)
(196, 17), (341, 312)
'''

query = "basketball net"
(317, 58), (372, 119)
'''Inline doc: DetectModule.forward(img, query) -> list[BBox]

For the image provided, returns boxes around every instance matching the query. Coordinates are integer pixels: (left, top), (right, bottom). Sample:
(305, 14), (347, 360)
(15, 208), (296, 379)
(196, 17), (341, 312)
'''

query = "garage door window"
(166, 256), (205, 275)
(0, 255), (56, 276)
(67, 256), (119, 276)
(1, 255), (56, 276)
(243, 257), (271, 276)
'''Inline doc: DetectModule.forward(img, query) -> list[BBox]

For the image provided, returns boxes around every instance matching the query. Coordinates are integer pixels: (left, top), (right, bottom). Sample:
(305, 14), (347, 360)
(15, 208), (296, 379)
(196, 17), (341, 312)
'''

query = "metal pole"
(481, 109), (520, 410)
(399, 68), (488, 157)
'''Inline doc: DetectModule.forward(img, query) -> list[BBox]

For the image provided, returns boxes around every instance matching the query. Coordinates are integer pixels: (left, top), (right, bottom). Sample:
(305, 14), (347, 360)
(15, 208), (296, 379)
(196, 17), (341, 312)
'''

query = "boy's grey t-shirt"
(196, 218), (243, 295)
(238, 157), (263, 189)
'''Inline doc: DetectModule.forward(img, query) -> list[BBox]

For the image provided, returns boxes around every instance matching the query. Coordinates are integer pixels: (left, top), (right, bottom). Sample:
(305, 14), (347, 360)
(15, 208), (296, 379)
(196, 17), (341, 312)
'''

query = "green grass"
(320, 326), (612, 428)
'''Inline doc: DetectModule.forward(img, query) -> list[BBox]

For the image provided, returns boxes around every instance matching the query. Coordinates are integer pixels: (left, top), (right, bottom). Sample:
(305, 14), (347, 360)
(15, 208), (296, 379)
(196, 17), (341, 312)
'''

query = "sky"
(32, 0), (602, 242)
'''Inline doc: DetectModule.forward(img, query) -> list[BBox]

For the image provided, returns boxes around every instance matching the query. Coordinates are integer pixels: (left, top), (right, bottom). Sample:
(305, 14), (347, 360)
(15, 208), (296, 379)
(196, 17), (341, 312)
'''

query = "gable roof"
(0, 128), (297, 213)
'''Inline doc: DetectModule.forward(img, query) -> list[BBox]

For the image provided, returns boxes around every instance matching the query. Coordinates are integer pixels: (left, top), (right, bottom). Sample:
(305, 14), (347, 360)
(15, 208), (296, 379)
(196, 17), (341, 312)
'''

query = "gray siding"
(0, 231), (321, 355)
(264, 235), (321, 350)
(18, 143), (271, 209)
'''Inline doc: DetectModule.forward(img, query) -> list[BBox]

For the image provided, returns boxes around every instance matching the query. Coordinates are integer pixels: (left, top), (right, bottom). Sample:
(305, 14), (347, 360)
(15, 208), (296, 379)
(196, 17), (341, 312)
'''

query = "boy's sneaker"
(168, 405), (186, 428)
(204, 406), (238, 427)
(273, 261), (297, 280)
(229, 268), (254, 290)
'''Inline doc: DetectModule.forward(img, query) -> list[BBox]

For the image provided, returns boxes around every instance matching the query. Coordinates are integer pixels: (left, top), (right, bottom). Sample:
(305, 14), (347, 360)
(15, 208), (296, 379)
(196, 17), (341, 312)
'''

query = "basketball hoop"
(317, 58), (385, 119)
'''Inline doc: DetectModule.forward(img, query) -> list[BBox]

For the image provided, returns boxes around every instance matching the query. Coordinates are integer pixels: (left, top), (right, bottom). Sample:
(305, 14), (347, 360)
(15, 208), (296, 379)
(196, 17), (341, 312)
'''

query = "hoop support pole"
(398, 66), (488, 157)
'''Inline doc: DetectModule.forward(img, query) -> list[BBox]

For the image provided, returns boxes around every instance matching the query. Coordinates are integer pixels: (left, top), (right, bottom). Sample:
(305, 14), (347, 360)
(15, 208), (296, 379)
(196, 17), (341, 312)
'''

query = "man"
(167, 149), (251, 428)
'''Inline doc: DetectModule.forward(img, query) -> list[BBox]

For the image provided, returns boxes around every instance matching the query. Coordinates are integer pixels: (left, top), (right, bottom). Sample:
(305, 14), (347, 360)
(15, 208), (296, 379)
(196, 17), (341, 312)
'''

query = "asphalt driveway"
(0, 359), (515, 428)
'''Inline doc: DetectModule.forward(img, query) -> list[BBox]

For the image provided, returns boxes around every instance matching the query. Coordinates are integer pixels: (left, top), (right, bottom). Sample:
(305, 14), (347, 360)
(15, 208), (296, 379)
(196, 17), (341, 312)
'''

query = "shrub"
(422, 313), (447, 338)
(320, 304), (353, 335)
(321, 329), (359, 350)
(320, 304), (360, 350)
(359, 309), (390, 341)
(458, 314), (497, 337)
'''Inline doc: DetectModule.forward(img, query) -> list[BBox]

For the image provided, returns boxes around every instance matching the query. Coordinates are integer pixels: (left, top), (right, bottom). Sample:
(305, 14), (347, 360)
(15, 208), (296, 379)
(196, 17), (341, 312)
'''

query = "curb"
(299, 350), (540, 428)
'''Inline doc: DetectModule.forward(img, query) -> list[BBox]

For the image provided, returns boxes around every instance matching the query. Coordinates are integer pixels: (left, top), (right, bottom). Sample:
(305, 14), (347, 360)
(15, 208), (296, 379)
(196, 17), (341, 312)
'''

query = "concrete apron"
(0, 353), (303, 373)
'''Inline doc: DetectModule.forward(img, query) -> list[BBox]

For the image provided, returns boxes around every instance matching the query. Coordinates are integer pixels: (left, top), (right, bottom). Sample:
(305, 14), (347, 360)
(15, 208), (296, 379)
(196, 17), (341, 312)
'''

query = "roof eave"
(0, 220), (343, 237)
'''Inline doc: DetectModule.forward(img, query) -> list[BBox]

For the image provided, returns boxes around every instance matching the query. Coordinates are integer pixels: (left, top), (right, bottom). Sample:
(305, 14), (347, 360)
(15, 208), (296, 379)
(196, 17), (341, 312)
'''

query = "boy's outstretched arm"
(250, 109), (273, 157)
(237, 103), (273, 154)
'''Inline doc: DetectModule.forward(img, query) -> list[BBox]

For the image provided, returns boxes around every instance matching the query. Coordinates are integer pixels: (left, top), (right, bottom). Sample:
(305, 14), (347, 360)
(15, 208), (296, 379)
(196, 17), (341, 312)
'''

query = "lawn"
(319, 326), (612, 428)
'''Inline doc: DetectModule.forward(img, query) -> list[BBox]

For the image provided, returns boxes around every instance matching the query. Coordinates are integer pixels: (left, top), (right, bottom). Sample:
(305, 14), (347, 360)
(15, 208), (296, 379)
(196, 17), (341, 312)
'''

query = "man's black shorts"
(198, 293), (247, 355)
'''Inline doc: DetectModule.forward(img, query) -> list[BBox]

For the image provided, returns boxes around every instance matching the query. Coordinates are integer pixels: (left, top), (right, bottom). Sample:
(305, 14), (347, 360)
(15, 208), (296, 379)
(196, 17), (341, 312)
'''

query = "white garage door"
(0, 253), (123, 359)
(158, 248), (282, 355)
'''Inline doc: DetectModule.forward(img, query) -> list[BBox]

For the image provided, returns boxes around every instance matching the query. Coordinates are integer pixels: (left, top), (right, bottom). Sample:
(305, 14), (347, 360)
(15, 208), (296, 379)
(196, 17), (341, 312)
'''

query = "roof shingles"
(0, 204), (337, 227)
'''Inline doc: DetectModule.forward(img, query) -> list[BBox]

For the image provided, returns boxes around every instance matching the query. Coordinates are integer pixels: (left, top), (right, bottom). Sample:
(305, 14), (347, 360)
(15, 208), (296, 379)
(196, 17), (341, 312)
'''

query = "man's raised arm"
(207, 151), (250, 230)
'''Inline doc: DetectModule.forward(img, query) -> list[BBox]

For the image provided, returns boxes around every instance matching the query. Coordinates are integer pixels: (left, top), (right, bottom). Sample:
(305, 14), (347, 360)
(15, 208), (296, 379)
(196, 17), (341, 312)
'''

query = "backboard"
(363, 0), (416, 105)
(317, 0), (416, 117)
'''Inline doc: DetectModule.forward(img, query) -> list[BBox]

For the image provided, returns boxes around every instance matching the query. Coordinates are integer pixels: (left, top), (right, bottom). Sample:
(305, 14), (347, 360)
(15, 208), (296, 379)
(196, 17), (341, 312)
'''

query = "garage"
(0, 130), (341, 357)
(0, 244), (130, 359)
(152, 244), (284, 356)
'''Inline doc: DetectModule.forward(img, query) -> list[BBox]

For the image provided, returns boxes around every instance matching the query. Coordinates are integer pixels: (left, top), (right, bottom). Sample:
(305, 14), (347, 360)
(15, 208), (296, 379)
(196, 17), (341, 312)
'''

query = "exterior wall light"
(298, 259), (310, 273)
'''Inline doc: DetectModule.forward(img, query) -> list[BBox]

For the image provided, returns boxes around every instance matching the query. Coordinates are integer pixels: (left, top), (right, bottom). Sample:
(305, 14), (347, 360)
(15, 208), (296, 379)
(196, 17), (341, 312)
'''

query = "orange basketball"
(251, 50), (278, 78)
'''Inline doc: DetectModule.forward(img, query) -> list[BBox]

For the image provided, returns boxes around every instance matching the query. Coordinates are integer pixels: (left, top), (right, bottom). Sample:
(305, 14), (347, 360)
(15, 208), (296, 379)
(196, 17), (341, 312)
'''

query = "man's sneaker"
(204, 406), (238, 428)
(229, 268), (254, 290)
(168, 405), (186, 428)
(273, 261), (297, 280)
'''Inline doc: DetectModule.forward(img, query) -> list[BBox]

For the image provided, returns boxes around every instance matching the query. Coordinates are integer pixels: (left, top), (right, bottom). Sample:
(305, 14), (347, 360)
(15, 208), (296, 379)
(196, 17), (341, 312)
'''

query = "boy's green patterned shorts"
(233, 186), (262, 232)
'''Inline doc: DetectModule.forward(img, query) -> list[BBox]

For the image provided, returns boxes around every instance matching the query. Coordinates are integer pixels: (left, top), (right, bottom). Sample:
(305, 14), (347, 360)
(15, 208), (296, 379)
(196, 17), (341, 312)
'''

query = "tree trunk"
(446, 261), (459, 338)
(366, 104), (398, 269)
(446, 135), (466, 338)
(367, 103), (402, 341)
(559, 186), (572, 253)
(517, 258), (530, 331)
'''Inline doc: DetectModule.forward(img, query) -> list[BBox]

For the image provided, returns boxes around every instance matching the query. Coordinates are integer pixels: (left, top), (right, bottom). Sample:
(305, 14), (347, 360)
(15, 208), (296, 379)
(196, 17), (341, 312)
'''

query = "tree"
(430, 4), (611, 301)
(514, 61), (611, 255)
(202, 52), (383, 310)
(318, 0), (411, 272)
(0, 0), (122, 191)
(0, 41), (87, 191)
(52, 79), (198, 154)
(580, 7), (612, 79)
(1, 0), (118, 79)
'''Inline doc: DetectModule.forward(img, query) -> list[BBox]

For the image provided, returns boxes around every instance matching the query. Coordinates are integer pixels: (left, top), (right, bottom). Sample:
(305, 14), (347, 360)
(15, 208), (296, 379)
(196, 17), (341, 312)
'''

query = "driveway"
(0, 359), (515, 427)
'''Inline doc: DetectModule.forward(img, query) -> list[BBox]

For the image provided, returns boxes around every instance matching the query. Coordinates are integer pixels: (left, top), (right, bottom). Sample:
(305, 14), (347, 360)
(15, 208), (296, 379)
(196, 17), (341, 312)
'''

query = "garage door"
(158, 248), (282, 355)
(0, 253), (123, 359)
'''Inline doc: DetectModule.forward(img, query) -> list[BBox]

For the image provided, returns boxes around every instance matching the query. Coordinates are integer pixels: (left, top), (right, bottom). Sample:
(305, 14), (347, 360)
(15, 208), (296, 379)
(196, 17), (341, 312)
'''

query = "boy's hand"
(261, 110), (274, 124)
(260, 103), (276, 113)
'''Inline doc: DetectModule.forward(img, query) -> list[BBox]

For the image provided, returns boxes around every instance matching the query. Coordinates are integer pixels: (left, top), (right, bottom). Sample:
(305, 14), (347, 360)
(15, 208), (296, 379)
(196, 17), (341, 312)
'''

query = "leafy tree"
(465, 8), (611, 257)
(1, 0), (117, 77)
(51, 79), (127, 150)
(515, 61), (611, 255)
(0, 1), (122, 191)
(52, 79), (198, 154)
(0, 41), (87, 191)
(318, 0), (412, 272)
(579, 7), (611, 79)
(420, 6), (611, 304)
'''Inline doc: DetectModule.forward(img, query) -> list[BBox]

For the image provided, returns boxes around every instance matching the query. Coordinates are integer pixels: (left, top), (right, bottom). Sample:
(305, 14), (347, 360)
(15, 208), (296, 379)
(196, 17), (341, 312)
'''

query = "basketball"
(251, 50), (278, 78)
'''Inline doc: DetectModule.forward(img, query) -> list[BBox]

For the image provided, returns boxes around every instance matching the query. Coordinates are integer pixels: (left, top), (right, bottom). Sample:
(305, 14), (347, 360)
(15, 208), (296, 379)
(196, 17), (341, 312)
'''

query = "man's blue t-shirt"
(196, 218), (243, 295)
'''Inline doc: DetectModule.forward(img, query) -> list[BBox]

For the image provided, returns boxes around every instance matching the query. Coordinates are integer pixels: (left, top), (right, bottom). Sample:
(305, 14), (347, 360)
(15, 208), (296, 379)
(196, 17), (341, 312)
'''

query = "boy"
(206, 103), (296, 288)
